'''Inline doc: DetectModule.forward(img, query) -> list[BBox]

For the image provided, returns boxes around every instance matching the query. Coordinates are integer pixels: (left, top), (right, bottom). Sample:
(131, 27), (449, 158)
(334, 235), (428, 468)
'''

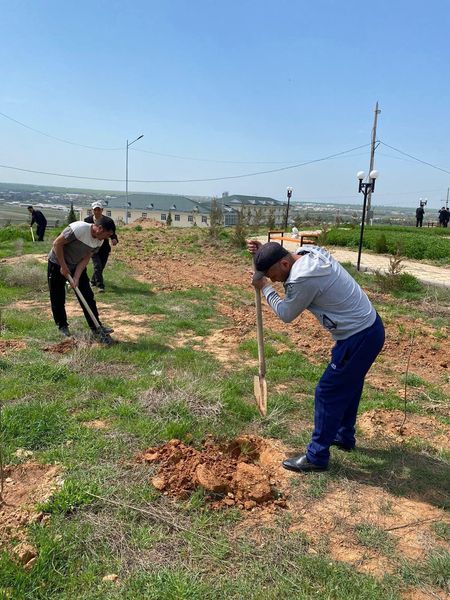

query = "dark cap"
(95, 216), (115, 232)
(254, 242), (289, 273)
(27, 206), (33, 210)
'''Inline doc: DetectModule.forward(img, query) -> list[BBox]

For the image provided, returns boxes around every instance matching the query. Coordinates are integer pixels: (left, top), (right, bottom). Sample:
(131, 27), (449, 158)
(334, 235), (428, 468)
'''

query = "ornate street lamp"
(356, 170), (379, 271)
(284, 187), (293, 231)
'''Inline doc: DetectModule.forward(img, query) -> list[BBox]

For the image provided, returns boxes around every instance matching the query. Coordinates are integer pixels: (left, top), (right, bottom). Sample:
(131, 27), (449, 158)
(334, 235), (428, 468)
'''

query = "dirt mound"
(0, 462), (62, 554)
(0, 339), (26, 355)
(139, 435), (289, 510)
(359, 409), (450, 451)
(42, 338), (78, 354)
(126, 217), (165, 229)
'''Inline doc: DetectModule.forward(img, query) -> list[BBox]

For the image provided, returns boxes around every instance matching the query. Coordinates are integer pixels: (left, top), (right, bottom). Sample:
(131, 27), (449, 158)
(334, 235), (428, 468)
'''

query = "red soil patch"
(359, 409), (450, 452)
(0, 462), (62, 554)
(139, 435), (290, 510)
(42, 338), (78, 354)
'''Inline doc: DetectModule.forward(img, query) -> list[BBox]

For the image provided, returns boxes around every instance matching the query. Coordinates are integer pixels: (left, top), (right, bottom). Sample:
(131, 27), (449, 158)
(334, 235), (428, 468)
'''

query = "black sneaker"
(101, 325), (114, 334)
(58, 326), (71, 337)
(97, 287), (105, 293)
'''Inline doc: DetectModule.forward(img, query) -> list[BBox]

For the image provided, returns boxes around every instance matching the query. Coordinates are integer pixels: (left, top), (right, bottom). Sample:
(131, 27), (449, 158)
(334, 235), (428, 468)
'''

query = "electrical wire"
(0, 144), (371, 183)
(0, 111), (122, 151)
(380, 141), (450, 176)
(0, 109), (366, 165)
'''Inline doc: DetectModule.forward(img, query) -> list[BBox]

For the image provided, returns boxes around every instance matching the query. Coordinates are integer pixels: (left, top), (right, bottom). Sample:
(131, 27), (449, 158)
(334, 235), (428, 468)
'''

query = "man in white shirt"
(47, 218), (114, 337)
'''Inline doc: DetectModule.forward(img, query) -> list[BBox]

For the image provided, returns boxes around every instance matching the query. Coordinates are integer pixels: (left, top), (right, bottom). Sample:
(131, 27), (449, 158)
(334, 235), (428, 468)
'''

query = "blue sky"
(1, 0), (450, 209)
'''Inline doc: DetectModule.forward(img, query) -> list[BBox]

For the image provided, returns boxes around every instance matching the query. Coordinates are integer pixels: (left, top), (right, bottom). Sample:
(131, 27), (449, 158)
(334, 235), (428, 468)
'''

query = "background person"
(27, 206), (47, 241)
(248, 240), (385, 473)
(84, 202), (118, 292)
(438, 206), (449, 228)
(415, 205), (425, 227)
(47, 217), (114, 337)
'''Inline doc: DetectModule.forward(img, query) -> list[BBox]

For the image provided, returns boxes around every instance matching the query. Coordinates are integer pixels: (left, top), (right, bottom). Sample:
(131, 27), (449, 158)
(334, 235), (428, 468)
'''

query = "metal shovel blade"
(254, 374), (267, 416)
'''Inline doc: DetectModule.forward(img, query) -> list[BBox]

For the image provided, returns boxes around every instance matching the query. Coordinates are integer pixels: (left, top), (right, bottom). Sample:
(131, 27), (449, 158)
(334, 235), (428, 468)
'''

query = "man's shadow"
(333, 445), (449, 510)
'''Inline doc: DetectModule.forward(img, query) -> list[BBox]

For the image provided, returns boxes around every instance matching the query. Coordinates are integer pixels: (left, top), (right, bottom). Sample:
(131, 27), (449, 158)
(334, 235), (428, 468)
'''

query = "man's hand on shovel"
(252, 270), (268, 416)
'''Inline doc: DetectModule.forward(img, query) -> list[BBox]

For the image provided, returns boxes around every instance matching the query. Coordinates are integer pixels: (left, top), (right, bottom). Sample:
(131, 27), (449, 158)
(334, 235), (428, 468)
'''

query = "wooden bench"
(267, 230), (321, 247)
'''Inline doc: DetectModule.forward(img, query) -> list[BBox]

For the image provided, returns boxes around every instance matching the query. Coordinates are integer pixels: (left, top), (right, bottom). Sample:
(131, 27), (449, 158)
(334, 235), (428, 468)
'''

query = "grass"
(0, 225), (448, 599)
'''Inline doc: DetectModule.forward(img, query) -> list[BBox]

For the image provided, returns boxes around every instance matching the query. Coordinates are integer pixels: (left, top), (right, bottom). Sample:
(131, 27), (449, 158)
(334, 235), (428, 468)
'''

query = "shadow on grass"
(335, 445), (450, 509)
(106, 283), (155, 297)
(114, 339), (171, 354)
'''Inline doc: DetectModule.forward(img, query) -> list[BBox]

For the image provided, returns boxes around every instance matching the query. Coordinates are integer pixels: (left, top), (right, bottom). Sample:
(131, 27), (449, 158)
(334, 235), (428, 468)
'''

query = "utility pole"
(446, 187), (449, 210)
(366, 102), (381, 225)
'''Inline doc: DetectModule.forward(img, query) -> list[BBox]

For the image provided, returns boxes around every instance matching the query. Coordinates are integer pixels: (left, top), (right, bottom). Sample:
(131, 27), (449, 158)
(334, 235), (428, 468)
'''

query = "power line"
(0, 109), (366, 165)
(0, 111), (122, 151)
(0, 144), (371, 184)
(380, 141), (450, 176)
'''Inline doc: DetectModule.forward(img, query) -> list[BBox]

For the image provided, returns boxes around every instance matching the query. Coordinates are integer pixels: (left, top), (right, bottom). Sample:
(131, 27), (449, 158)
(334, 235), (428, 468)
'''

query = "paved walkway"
(256, 237), (450, 287)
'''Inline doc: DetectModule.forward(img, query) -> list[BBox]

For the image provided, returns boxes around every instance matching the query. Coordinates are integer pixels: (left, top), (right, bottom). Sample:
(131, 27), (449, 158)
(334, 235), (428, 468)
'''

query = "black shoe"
(97, 287), (105, 293)
(330, 440), (354, 452)
(282, 454), (328, 473)
(101, 325), (114, 334)
(58, 326), (71, 337)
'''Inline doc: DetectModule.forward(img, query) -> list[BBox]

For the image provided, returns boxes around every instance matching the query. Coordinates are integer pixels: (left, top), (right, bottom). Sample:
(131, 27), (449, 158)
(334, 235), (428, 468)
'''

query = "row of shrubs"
(326, 226), (450, 262)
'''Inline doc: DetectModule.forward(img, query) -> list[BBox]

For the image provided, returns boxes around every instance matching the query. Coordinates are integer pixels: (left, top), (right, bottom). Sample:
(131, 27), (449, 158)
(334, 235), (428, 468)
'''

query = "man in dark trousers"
(48, 217), (115, 337)
(84, 201), (118, 292)
(248, 241), (385, 473)
(415, 205), (425, 227)
(438, 206), (449, 228)
(27, 206), (47, 241)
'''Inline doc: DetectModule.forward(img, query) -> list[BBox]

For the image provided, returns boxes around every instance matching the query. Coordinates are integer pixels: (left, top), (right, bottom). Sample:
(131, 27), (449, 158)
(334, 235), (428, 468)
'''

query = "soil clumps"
(139, 435), (288, 510)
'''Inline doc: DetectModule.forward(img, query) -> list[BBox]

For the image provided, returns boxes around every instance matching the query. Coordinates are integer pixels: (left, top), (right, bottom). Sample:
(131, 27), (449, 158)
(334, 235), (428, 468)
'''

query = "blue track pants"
(306, 313), (385, 466)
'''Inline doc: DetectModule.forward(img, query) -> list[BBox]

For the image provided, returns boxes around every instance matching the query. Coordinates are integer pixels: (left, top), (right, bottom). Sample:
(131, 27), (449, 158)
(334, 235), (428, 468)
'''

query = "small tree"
(209, 198), (223, 239)
(67, 202), (77, 224)
(231, 210), (247, 248)
(166, 210), (172, 226)
(266, 208), (276, 230)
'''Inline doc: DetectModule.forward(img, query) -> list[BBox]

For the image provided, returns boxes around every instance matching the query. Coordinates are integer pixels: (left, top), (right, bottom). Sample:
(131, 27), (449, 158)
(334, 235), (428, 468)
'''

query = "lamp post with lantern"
(284, 187), (293, 231)
(356, 170), (379, 271)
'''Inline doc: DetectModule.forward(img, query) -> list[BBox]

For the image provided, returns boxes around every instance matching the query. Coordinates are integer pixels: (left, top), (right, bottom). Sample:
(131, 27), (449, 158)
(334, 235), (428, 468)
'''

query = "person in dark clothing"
(84, 202), (118, 292)
(415, 206), (425, 227)
(27, 206), (47, 241)
(438, 206), (449, 228)
(47, 217), (114, 337)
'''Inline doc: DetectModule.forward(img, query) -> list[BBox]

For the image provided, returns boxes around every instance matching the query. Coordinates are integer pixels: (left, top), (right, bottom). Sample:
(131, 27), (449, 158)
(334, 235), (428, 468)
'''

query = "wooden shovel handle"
(254, 288), (266, 377)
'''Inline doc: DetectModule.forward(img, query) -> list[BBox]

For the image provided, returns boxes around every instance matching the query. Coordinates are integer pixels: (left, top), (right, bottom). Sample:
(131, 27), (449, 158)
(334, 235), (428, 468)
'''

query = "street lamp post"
(356, 170), (379, 271)
(125, 134), (144, 224)
(284, 187), (293, 231)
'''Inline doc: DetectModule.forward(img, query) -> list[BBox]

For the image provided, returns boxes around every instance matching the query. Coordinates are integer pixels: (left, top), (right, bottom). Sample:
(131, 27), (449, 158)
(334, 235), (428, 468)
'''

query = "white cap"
(91, 201), (103, 209)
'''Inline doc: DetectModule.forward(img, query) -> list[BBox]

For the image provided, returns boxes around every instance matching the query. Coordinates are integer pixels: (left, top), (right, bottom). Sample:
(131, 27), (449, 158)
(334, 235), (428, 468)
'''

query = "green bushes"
(0, 224), (32, 243)
(326, 226), (450, 263)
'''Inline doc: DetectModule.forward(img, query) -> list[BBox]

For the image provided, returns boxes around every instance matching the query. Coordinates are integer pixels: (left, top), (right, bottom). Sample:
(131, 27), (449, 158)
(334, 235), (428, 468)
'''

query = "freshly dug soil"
(139, 435), (288, 510)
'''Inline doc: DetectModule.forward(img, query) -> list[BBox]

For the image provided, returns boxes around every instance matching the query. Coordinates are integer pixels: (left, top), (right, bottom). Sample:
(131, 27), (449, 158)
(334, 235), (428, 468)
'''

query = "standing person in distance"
(84, 201), (118, 292)
(47, 217), (115, 337)
(438, 206), (449, 228)
(248, 240), (385, 473)
(415, 205), (425, 227)
(27, 206), (47, 241)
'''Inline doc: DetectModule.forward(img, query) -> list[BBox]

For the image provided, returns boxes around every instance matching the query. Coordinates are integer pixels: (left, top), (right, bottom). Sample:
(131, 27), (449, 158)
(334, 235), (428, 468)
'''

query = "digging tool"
(253, 272), (268, 416)
(66, 274), (114, 345)
(30, 227), (35, 242)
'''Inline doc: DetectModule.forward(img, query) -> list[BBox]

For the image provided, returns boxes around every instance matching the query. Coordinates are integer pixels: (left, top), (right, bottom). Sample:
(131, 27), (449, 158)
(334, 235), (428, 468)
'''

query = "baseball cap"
(254, 242), (289, 274)
(91, 201), (103, 209)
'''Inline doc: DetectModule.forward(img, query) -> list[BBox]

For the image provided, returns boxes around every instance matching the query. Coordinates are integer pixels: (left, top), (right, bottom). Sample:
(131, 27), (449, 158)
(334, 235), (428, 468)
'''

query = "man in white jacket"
(248, 241), (385, 472)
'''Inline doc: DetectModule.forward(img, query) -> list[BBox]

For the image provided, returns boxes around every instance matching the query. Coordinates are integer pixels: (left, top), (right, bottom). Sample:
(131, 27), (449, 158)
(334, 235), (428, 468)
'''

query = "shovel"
(253, 274), (268, 416)
(66, 274), (113, 345)
(30, 227), (35, 242)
